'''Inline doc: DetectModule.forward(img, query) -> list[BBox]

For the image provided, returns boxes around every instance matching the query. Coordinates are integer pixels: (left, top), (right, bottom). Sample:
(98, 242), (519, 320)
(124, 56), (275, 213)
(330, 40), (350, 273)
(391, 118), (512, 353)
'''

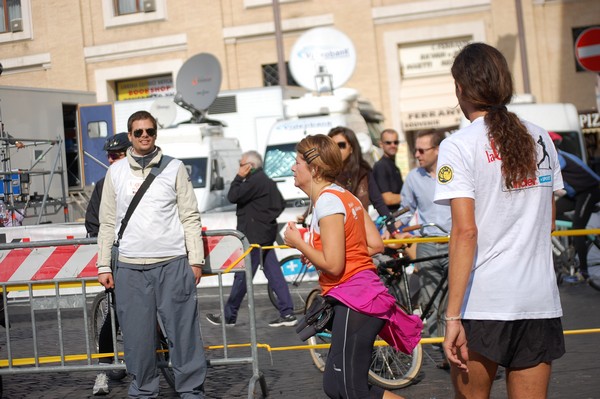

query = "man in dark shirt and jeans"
(372, 129), (404, 214)
(206, 150), (297, 327)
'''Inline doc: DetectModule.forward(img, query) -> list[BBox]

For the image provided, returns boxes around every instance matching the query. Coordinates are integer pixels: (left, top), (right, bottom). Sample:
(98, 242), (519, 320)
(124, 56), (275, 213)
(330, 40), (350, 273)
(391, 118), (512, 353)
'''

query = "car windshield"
(264, 143), (296, 179)
(181, 158), (207, 188)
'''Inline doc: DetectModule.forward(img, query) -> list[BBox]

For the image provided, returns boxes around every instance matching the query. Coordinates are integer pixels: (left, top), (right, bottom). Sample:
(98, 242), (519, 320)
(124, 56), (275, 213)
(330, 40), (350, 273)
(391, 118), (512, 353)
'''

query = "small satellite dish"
(289, 27), (357, 92)
(175, 53), (222, 113)
(150, 97), (177, 128)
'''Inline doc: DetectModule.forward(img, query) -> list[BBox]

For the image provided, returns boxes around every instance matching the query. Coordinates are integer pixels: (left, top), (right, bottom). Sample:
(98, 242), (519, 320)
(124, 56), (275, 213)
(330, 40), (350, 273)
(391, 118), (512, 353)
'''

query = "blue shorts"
(462, 318), (565, 368)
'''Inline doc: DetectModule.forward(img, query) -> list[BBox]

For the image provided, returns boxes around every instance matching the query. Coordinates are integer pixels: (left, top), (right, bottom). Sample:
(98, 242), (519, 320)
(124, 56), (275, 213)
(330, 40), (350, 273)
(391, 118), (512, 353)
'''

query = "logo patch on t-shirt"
(438, 165), (453, 184)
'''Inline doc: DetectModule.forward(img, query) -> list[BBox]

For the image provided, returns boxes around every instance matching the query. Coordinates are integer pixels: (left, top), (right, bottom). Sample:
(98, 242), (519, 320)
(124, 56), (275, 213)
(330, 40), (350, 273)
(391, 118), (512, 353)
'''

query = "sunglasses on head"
(337, 142), (348, 150)
(132, 128), (157, 138)
(384, 140), (399, 145)
(107, 152), (125, 161)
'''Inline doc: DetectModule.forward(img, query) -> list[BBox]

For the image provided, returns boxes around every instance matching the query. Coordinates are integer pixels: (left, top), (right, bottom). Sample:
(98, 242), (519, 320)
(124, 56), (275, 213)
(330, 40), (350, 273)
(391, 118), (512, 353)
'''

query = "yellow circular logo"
(438, 165), (453, 184)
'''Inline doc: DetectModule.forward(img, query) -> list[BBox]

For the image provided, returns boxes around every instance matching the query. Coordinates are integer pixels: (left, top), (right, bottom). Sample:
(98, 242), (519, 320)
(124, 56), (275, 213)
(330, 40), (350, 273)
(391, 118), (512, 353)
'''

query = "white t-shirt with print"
(434, 116), (563, 320)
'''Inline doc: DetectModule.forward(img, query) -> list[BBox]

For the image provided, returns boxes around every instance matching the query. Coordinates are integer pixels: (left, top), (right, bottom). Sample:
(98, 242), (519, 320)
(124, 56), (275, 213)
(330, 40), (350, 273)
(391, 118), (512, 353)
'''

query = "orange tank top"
(310, 187), (376, 295)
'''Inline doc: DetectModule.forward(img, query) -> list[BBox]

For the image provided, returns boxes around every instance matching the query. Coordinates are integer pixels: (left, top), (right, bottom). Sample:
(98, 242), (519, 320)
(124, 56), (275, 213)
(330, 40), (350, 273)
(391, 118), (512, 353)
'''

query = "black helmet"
(103, 132), (131, 152)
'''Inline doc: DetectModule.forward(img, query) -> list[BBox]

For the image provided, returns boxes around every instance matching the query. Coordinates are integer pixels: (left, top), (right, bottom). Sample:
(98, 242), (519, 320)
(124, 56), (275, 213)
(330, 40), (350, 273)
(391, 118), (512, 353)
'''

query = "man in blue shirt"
(550, 132), (600, 279)
(400, 129), (451, 339)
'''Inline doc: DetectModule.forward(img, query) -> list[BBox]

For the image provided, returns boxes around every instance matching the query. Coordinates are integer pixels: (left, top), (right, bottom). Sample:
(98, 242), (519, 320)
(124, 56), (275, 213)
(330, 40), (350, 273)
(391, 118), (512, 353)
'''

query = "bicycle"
(90, 290), (176, 388)
(267, 254), (319, 314)
(553, 203), (600, 291)
(304, 287), (423, 389)
(305, 223), (450, 389)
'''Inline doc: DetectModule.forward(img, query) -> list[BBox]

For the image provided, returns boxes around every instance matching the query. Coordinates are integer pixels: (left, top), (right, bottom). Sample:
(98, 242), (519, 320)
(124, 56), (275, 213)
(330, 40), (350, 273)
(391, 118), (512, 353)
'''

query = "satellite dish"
(289, 27), (357, 92)
(150, 97), (177, 128)
(175, 53), (222, 114)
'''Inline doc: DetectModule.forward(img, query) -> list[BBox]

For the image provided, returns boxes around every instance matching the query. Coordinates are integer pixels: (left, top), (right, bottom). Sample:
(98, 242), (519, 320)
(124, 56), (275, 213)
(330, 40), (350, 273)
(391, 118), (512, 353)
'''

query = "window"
(102, 0), (165, 28)
(262, 63), (299, 87)
(114, 0), (143, 16)
(181, 158), (207, 189)
(0, 0), (21, 33)
(264, 143), (297, 179)
(87, 121), (109, 139)
(0, 0), (32, 44)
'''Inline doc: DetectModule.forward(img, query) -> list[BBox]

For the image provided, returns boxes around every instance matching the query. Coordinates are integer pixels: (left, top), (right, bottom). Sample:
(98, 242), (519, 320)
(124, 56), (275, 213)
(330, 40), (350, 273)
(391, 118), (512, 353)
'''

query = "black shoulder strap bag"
(110, 155), (174, 270)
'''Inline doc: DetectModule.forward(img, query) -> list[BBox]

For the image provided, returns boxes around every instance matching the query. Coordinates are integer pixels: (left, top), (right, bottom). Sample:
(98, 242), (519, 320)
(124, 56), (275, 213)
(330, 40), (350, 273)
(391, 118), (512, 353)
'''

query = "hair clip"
(303, 148), (320, 164)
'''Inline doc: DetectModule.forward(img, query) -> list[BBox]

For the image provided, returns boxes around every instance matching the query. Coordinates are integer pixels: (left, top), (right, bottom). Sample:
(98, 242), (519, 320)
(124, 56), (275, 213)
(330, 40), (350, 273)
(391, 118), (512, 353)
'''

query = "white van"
(508, 103), (586, 163)
(460, 102), (586, 163)
(263, 89), (383, 203)
(156, 124), (242, 212)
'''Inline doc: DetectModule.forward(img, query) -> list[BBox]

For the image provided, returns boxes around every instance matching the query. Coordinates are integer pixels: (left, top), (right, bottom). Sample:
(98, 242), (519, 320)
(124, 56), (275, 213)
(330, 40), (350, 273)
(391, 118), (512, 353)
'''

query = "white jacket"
(97, 148), (204, 274)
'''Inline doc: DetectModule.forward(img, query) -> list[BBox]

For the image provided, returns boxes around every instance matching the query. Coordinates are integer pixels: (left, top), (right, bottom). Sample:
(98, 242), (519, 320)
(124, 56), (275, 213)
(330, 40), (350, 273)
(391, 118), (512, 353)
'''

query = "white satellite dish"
(150, 97), (177, 128)
(175, 53), (222, 120)
(289, 27), (357, 92)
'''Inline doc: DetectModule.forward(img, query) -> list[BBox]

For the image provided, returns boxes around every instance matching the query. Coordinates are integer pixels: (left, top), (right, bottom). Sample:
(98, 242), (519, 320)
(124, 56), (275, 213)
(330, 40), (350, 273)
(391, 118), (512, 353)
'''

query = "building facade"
(1, 0), (598, 168)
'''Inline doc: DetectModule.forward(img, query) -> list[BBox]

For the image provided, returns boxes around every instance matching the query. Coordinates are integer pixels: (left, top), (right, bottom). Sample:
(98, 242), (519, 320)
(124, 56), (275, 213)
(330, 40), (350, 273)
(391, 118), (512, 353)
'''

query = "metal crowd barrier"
(0, 229), (266, 399)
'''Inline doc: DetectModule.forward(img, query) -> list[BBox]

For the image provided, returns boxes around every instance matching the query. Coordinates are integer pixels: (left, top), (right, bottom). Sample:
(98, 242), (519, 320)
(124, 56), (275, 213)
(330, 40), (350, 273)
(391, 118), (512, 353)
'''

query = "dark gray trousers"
(115, 257), (206, 398)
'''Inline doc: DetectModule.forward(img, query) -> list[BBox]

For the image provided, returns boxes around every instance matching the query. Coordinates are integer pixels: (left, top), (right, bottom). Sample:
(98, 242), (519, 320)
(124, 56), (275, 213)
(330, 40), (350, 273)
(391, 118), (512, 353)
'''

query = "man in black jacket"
(83, 132), (131, 396)
(206, 150), (297, 327)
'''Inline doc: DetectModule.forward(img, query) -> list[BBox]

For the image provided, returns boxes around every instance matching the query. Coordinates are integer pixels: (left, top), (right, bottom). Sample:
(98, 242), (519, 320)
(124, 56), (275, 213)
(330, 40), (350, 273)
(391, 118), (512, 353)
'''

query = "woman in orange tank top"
(284, 134), (421, 399)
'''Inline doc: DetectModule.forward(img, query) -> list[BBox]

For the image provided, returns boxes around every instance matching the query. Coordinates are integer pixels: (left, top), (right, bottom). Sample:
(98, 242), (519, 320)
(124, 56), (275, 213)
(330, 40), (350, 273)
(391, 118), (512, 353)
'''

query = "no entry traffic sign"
(575, 27), (600, 73)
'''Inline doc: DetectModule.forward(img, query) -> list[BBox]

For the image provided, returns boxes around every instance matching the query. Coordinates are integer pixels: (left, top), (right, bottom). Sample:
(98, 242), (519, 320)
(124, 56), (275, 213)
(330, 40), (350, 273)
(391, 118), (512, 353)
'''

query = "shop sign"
(399, 37), (469, 79)
(401, 107), (463, 131)
(116, 76), (175, 101)
(579, 109), (600, 132)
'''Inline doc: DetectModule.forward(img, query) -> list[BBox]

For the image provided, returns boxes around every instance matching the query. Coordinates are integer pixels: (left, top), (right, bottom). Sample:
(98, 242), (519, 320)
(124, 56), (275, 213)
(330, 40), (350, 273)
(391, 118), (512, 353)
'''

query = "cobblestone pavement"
(0, 281), (598, 398)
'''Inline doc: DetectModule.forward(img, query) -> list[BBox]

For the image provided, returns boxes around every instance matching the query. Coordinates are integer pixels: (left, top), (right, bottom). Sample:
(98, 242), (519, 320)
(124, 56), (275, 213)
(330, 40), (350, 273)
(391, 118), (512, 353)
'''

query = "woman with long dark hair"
(434, 42), (565, 398)
(327, 126), (373, 209)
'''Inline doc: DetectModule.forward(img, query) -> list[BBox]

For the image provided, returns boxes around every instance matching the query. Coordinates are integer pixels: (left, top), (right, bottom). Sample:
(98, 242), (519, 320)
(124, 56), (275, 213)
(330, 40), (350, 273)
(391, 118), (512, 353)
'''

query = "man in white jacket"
(97, 110), (206, 398)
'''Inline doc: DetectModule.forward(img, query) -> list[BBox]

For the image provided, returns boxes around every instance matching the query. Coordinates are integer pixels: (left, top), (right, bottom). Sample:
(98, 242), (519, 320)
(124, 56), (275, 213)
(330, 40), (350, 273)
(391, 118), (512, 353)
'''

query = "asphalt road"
(0, 281), (598, 399)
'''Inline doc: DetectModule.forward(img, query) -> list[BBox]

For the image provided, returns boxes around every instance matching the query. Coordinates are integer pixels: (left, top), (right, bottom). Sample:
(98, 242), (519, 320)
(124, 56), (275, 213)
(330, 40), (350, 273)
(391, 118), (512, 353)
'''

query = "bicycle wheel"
(368, 288), (423, 389)
(305, 289), (330, 372)
(157, 332), (176, 389)
(436, 290), (449, 338)
(268, 255), (316, 315)
(369, 265), (424, 388)
(368, 341), (423, 389)
(90, 292), (127, 381)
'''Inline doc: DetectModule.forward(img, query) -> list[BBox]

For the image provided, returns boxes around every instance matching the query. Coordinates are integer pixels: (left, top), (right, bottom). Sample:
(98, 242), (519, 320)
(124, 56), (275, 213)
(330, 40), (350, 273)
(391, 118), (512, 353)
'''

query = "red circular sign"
(575, 27), (600, 72)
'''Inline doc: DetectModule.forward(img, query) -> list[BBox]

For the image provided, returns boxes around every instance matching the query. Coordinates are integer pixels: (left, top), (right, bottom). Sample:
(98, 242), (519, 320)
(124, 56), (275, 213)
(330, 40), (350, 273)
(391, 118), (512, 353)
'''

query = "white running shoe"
(93, 372), (110, 395)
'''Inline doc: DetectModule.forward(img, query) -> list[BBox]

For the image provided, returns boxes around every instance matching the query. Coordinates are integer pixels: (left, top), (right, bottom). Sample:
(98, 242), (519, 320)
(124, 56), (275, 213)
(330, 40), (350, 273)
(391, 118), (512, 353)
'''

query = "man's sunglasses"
(337, 142), (348, 150)
(384, 140), (399, 145)
(132, 128), (157, 138)
(415, 146), (436, 155)
(107, 152), (125, 161)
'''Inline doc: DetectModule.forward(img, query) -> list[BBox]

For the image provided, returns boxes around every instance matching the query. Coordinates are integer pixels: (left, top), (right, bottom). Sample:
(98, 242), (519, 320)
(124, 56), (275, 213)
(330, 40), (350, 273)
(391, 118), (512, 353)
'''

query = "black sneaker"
(206, 313), (235, 327)
(268, 314), (298, 327)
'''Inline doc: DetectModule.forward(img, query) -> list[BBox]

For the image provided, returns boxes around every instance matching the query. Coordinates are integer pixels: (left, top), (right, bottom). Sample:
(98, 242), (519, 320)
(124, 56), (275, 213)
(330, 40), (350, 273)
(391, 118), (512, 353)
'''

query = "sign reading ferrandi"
(399, 38), (470, 78)
(401, 107), (463, 131)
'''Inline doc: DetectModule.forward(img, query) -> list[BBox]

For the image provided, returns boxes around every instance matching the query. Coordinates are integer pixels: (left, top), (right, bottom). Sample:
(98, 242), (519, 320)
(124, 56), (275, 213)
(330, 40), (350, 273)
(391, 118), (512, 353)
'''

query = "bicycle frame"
(377, 253), (449, 320)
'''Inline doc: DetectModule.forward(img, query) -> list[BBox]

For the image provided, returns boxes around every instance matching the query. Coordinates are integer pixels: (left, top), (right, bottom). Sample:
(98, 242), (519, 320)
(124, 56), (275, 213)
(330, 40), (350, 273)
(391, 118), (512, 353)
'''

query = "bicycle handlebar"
(393, 222), (449, 236)
(382, 207), (411, 234)
(377, 253), (449, 272)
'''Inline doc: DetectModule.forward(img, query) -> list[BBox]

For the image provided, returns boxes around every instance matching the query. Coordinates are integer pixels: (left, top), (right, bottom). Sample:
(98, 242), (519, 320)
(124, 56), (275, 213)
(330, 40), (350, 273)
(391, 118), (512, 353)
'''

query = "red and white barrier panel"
(0, 234), (245, 283)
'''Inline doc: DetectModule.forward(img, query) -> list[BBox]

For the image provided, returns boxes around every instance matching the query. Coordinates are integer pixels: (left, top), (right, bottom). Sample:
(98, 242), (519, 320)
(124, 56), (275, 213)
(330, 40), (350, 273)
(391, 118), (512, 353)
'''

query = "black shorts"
(462, 318), (566, 368)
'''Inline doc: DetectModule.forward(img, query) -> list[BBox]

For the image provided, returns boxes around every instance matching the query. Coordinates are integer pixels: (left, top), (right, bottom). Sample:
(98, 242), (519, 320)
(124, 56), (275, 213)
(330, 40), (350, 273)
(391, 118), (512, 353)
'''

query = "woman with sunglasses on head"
(284, 134), (422, 399)
(434, 43), (565, 398)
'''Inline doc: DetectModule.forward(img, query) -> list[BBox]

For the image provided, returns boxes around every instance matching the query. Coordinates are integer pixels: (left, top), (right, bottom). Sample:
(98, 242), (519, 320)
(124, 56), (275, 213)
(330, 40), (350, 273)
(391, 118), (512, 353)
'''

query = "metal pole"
(272, 0), (288, 86)
(515, 0), (531, 94)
